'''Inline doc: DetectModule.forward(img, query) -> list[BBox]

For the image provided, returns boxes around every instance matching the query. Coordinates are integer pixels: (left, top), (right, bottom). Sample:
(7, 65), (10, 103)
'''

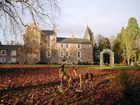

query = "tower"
(84, 26), (91, 40)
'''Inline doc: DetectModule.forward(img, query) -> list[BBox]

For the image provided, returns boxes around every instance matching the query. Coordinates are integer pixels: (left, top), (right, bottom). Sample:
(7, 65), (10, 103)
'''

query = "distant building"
(0, 42), (22, 64)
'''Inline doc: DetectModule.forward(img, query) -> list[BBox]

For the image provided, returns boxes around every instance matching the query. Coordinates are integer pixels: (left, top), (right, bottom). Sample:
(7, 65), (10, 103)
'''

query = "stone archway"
(100, 49), (114, 66)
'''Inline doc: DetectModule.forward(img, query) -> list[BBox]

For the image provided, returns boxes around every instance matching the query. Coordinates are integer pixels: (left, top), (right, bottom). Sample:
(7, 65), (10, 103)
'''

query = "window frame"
(60, 50), (64, 57)
(47, 42), (51, 48)
(61, 43), (64, 48)
(65, 51), (69, 57)
(0, 50), (6, 56)
(11, 57), (17, 63)
(0, 57), (6, 63)
(46, 50), (51, 57)
(66, 43), (69, 48)
(77, 51), (81, 58)
(77, 59), (81, 63)
(11, 50), (17, 56)
(78, 44), (81, 49)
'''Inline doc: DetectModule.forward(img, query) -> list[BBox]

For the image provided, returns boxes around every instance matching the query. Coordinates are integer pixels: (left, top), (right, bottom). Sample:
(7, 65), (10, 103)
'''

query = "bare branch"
(0, 0), (60, 43)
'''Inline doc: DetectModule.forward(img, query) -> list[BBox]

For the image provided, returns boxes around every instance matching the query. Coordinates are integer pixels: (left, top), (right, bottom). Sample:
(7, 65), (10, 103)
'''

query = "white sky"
(0, 0), (140, 44)
(56, 0), (140, 38)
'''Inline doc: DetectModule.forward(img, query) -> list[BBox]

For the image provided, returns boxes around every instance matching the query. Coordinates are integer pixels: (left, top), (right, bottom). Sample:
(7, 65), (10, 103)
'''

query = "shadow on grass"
(119, 70), (140, 105)
(120, 82), (140, 105)
(0, 80), (61, 95)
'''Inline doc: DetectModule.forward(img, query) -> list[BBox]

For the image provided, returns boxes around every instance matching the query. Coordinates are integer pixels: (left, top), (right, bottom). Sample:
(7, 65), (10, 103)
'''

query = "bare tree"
(0, 0), (60, 41)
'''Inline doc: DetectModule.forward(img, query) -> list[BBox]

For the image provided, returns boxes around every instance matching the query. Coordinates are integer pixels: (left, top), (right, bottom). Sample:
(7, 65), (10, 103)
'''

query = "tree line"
(88, 17), (140, 65)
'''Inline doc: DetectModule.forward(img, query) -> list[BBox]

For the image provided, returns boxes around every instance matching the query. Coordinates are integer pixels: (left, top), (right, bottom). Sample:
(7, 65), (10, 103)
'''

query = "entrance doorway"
(103, 53), (110, 65)
(100, 49), (114, 66)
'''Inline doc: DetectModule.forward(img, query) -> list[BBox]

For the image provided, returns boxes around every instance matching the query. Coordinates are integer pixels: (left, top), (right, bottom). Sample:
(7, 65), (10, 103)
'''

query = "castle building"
(0, 25), (93, 64)
(24, 25), (93, 64)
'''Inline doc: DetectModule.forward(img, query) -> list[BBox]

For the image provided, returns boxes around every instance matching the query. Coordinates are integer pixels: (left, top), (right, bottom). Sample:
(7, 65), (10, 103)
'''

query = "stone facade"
(40, 28), (93, 64)
(100, 49), (114, 66)
(0, 44), (22, 64)
(0, 26), (93, 64)
(55, 42), (93, 64)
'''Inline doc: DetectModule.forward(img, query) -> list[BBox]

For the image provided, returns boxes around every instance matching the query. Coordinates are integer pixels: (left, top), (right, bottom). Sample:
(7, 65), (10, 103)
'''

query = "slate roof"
(0, 45), (22, 50)
(57, 37), (91, 44)
(41, 30), (55, 36)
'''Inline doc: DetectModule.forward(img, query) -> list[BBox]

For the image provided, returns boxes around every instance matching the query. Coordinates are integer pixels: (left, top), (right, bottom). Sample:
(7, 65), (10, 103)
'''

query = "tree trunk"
(127, 58), (130, 65)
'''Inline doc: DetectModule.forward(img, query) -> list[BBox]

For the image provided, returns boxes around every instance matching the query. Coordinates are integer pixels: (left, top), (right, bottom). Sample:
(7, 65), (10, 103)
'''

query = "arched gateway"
(100, 49), (114, 66)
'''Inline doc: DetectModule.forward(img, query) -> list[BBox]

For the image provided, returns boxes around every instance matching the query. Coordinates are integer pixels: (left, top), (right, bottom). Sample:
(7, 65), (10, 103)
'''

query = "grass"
(0, 64), (140, 70)
(89, 65), (140, 70)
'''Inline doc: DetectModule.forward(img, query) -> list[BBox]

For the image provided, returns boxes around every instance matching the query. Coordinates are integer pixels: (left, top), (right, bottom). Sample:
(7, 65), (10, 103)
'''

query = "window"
(47, 42), (51, 48)
(66, 44), (69, 48)
(0, 57), (6, 63)
(78, 59), (81, 64)
(47, 36), (50, 40)
(11, 50), (17, 56)
(11, 58), (16, 63)
(78, 44), (81, 49)
(65, 51), (69, 57)
(77, 51), (81, 58)
(61, 43), (63, 48)
(60, 50), (64, 57)
(1, 50), (6, 56)
(46, 50), (51, 57)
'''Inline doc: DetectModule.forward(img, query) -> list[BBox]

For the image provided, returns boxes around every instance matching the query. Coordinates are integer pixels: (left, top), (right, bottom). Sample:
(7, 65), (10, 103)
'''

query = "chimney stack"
(72, 34), (75, 40)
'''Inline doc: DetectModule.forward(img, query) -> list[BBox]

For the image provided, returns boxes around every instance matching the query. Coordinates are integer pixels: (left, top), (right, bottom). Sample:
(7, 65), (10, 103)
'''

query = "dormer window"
(1, 50), (6, 56)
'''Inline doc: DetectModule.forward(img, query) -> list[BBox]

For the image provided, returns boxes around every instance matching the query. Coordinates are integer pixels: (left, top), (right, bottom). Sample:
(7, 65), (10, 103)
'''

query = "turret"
(84, 26), (91, 40)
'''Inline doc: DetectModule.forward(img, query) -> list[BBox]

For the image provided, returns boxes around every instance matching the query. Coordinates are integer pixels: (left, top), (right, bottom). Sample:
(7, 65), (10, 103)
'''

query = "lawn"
(1, 64), (140, 70)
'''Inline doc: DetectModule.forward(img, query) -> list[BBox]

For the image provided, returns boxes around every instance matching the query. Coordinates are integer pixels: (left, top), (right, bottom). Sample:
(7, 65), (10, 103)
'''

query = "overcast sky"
(57, 0), (140, 38)
(0, 0), (140, 44)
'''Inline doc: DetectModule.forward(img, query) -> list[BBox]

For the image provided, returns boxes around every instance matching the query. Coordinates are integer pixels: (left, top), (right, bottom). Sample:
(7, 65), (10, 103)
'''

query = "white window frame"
(66, 44), (69, 48)
(47, 42), (51, 48)
(77, 59), (81, 63)
(60, 50), (64, 57)
(78, 44), (81, 49)
(77, 51), (81, 58)
(0, 50), (6, 56)
(0, 57), (6, 63)
(46, 50), (51, 57)
(11, 50), (17, 56)
(65, 51), (69, 57)
(11, 57), (16, 63)
(61, 43), (64, 48)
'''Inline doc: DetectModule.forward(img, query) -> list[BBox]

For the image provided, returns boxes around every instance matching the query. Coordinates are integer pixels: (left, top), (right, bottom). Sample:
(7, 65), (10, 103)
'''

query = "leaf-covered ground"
(0, 66), (140, 105)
